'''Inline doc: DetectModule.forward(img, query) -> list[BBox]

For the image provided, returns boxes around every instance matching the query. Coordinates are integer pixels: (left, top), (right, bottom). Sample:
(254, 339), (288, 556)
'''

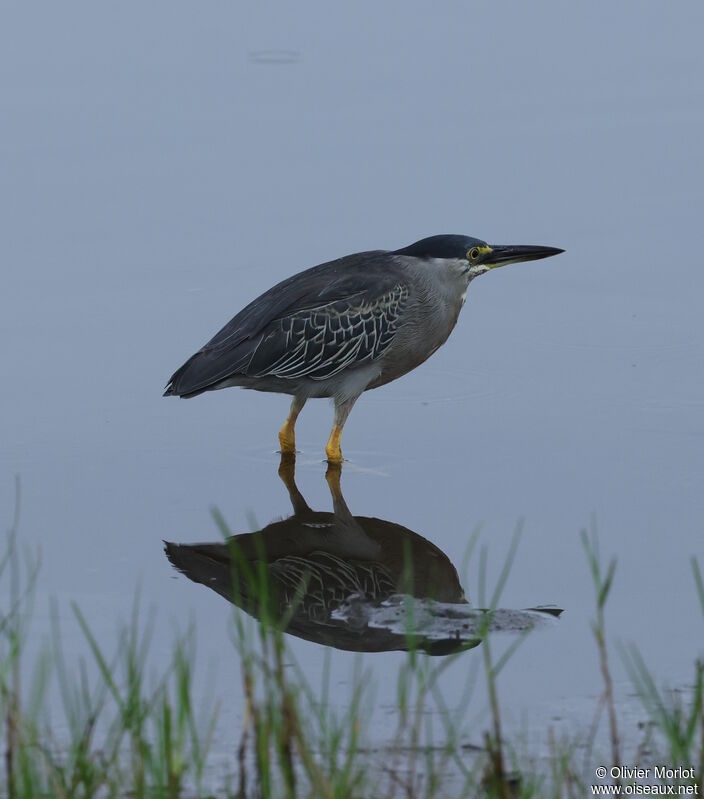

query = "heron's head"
(395, 234), (564, 280)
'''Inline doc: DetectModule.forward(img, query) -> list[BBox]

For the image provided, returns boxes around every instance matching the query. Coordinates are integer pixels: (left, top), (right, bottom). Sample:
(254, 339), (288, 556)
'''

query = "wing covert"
(247, 283), (409, 380)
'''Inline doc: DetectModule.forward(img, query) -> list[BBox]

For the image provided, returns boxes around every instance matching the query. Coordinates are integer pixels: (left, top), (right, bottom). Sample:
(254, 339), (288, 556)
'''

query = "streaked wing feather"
(247, 284), (409, 380)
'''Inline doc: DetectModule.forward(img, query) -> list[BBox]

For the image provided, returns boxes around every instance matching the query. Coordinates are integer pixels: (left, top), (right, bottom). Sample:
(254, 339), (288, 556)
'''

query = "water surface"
(2, 0), (703, 772)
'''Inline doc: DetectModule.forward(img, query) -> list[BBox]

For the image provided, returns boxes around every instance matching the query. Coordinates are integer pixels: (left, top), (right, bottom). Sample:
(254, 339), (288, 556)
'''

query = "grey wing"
(164, 252), (409, 396)
(247, 283), (409, 380)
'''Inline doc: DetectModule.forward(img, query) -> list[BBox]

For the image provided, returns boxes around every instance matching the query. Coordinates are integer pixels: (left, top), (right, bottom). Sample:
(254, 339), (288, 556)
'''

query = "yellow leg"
(278, 398), (305, 455)
(325, 394), (359, 464)
(325, 424), (344, 464)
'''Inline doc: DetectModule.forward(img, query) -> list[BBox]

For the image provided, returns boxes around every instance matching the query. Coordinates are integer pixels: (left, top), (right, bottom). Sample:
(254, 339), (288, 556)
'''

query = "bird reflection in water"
(165, 458), (561, 655)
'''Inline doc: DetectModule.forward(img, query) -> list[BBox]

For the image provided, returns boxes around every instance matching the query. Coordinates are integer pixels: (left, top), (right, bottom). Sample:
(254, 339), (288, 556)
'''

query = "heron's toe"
(325, 444), (343, 464)
(325, 424), (344, 464)
(278, 422), (296, 454)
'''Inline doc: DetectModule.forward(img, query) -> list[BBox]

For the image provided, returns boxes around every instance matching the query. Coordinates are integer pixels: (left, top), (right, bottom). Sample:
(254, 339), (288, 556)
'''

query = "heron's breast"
(368, 300), (462, 389)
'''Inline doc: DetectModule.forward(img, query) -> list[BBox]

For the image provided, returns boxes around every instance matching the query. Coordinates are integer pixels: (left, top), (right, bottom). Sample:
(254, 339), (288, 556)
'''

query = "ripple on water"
(365, 367), (520, 407)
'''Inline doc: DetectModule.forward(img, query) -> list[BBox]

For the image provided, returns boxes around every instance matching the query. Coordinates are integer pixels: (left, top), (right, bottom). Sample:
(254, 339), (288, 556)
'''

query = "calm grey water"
(2, 0), (703, 768)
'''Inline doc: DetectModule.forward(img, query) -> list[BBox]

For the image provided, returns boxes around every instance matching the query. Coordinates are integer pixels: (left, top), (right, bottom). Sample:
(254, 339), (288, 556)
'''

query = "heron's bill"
(485, 244), (564, 269)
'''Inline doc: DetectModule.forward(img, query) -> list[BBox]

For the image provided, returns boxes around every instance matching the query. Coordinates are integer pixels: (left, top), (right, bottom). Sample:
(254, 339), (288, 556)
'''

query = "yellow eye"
(468, 247), (480, 261)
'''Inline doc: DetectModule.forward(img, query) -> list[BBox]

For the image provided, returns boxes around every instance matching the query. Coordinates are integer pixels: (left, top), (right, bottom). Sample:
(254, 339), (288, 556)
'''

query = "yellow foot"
(278, 420), (296, 454)
(325, 425), (343, 464)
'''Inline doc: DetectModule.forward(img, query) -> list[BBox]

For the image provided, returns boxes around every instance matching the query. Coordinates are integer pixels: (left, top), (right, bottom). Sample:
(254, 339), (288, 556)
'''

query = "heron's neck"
(417, 258), (472, 318)
(446, 258), (473, 285)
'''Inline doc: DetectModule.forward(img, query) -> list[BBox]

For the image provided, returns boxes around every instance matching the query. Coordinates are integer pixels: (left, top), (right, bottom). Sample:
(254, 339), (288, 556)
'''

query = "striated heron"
(164, 235), (564, 461)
